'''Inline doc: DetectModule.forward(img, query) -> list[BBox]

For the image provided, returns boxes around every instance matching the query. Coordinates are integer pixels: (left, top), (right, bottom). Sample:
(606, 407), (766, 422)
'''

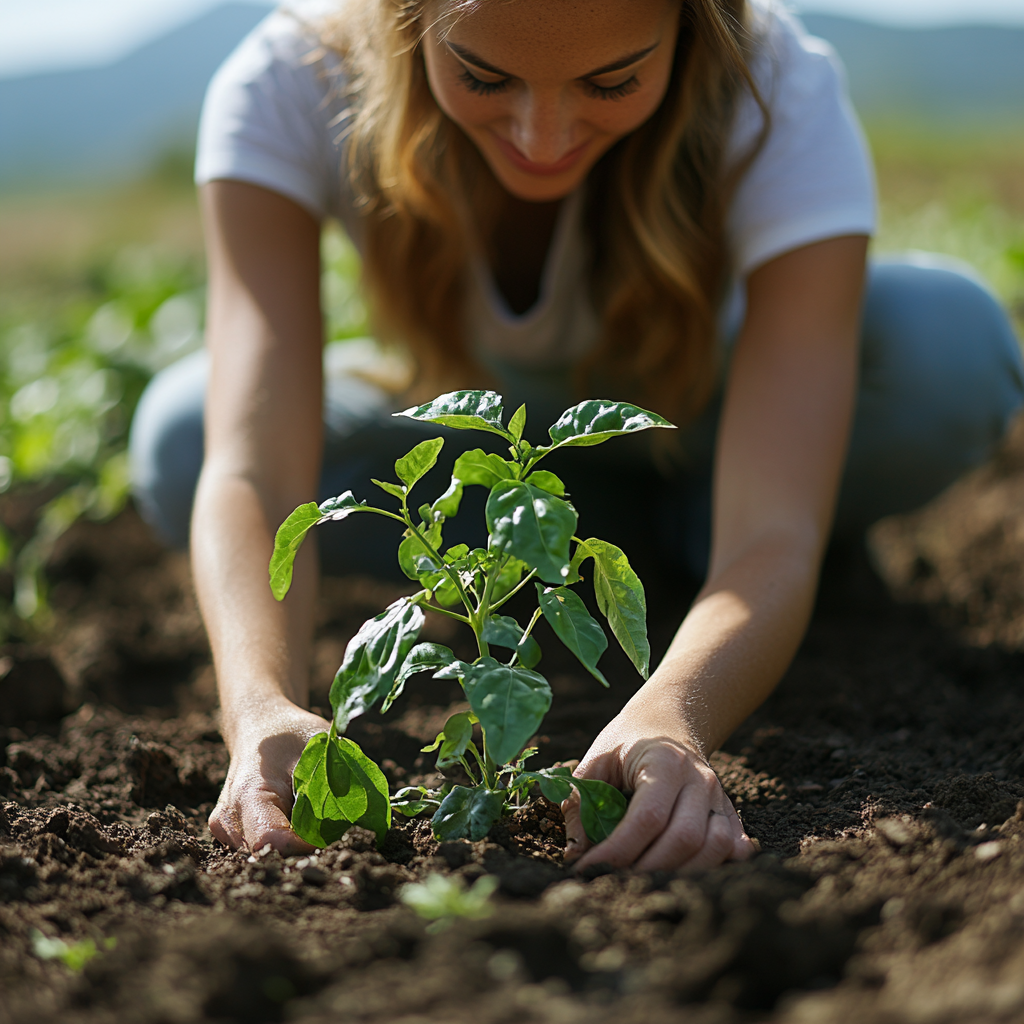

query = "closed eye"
(458, 68), (511, 96)
(582, 76), (641, 101)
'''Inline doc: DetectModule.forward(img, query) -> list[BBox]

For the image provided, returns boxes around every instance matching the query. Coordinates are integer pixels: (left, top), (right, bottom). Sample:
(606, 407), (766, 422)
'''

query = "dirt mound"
(5, 420), (1024, 1022)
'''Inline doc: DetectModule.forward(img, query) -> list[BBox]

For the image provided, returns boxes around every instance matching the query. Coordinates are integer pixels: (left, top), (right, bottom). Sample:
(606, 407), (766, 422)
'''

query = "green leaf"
(395, 390), (509, 438)
(453, 449), (516, 489)
(461, 657), (552, 766)
(524, 470), (565, 497)
(517, 767), (574, 805)
(330, 597), (425, 730)
(401, 872), (498, 922)
(513, 767), (627, 844)
(536, 584), (609, 686)
(395, 437), (445, 489)
(269, 502), (322, 601)
(508, 404), (527, 442)
(491, 556), (528, 604)
(382, 643), (456, 712)
(546, 399), (675, 449)
(290, 732), (392, 848)
(574, 538), (650, 679)
(397, 521), (443, 581)
(431, 785), (505, 841)
(372, 479), (406, 500)
(391, 786), (442, 816)
(432, 477), (464, 519)
(486, 481), (577, 585)
(574, 777), (628, 844)
(422, 711), (476, 769)
(482, 615), (541, 669)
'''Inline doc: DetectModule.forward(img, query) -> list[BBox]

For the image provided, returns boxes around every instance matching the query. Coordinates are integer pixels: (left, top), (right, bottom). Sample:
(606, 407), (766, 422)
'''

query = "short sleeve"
(194, 11), (345, 222)
(726, 3), (877, 277)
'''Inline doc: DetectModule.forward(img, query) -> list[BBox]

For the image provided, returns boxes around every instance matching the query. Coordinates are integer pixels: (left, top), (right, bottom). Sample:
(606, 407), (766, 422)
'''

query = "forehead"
(433, 0), (678, 78)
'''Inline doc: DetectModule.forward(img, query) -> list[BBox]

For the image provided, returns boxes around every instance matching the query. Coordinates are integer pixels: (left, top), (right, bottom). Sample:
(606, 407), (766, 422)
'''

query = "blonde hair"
(318, 0), (766, 422)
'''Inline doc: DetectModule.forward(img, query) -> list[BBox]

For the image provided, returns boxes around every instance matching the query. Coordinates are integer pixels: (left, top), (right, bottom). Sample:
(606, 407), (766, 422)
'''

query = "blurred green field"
(1, 129), (1022, 634)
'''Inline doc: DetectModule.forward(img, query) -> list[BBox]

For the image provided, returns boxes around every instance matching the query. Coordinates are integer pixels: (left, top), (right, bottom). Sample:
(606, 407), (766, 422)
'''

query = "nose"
(509, 87), (576, 165)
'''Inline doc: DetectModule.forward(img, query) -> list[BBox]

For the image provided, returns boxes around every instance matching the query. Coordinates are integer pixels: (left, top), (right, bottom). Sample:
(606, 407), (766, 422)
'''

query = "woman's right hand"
(208, 696), (330, 854)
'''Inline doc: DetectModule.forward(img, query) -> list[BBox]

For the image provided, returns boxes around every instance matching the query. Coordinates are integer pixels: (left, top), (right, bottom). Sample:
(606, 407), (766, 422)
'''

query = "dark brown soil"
(5, 422), (1024, 1023)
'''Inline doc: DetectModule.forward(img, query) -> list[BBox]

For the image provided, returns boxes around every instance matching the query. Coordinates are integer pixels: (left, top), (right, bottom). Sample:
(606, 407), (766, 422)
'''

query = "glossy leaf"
(391, 786), (442, 817)
(486, 481), (576, 585)
(431, 785), (505, 841)
(453, 449), (515, 489)
(574, 538), (650, 679)
(461, 657), (552, 766)
(524, 470), (565, 497)
(395, 437), (445, 489)
(330, 597), (425, 730)
(482, 615), (541, 669)
(421, 711), (476, 769)
(372, 479), (406, 500)
(574, 777), (628, 843)
(517, 767), (573, 805)
(514, 766), (626, 844)
(397, 521), (442, 582)
(508, 403), (527, 442)
(290, 732), (391, 848)
(536, 584), (609, 686)
(432, 477), (464, 519)
(269, 502), (322, 601)
(395, 390), (508, 438)
(546, 399), (675, 449)
(382, 643), (456, 712)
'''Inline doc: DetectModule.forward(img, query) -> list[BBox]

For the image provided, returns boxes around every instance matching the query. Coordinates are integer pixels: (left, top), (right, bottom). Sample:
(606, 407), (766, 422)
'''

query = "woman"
(129, 0), (1023, 870)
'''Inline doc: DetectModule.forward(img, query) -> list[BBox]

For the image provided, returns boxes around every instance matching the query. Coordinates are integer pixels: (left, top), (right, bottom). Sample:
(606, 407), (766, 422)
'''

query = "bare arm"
(194, 180), (329, 853)
(566, 235), (868, 870)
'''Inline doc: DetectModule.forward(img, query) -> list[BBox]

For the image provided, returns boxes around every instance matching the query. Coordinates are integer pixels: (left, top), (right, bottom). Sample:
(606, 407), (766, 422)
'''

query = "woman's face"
(422, 0), (682, 202)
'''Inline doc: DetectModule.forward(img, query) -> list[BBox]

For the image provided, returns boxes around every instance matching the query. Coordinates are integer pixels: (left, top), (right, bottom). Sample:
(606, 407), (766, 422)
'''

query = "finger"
(560, 789), (589, 863)
(573, 749), (686, 870)
(242, 787), (315, 856)
(634, 779), (711, 871)
(676, 810), (738, 872)
(209, 799), (245, 850)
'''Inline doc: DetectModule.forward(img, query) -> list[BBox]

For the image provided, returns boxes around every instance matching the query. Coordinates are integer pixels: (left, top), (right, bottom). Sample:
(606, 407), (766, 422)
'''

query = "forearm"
(191, 466), (319, 751)
(627, 530), (821, 757)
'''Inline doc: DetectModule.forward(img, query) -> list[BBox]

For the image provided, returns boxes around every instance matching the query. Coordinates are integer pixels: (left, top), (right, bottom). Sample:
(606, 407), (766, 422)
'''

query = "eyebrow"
(445, 41), (659, 80)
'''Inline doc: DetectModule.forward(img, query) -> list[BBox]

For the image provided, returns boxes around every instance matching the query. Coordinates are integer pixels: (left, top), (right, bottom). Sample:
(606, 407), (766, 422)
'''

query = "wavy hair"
(317, 0), (766, 421)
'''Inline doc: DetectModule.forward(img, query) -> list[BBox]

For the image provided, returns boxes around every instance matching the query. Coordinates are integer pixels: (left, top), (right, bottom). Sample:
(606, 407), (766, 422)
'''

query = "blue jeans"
(128, 257), (1024, 579)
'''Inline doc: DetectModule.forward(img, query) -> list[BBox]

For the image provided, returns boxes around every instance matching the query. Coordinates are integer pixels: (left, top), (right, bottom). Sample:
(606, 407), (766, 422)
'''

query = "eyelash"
(457, 69), (641, 101)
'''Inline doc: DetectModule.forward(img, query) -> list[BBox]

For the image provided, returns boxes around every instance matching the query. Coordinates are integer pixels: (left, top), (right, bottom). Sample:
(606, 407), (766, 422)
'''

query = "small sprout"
(31, 929), (116, 972)
(268, 392), (671, 848)
(400, 872), (499, 931)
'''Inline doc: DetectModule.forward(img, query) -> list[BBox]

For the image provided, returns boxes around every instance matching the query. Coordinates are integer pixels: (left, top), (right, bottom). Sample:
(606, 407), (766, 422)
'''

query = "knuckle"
(671, 822), (706, 856)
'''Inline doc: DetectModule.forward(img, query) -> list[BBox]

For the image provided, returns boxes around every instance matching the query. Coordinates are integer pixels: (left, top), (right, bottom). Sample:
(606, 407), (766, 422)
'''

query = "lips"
(491, 133), (591, 177)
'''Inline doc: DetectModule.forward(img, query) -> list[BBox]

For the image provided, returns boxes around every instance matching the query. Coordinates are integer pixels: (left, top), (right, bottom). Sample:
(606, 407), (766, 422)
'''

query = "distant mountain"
(0, 4), (1022, 184)
(0, 2), (273, 183)
(800, 13), (1024, 124)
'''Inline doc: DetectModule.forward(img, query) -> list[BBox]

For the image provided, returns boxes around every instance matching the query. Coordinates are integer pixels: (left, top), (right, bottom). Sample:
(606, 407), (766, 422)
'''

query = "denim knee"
(128, 349), (207, 548)
(835, 255), (1024, 534)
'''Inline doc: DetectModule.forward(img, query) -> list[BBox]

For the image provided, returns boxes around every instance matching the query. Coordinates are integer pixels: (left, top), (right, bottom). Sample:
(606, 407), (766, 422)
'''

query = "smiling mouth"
(492, 134), (591, 177)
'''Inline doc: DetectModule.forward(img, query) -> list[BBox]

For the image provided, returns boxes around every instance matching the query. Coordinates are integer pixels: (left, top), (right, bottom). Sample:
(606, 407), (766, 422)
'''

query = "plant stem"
(489, 568), (538, 612)
(424, 603), (470, 624)
(401, 511), (475, 619)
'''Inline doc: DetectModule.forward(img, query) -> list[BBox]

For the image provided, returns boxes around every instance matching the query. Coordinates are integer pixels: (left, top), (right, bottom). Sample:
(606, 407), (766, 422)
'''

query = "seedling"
(270, 391), (674, 849)
(31, 929), (116, 972)
(400, 872), (499, 931)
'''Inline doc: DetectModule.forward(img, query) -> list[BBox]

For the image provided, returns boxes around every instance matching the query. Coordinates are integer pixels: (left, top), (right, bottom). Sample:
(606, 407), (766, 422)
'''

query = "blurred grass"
(0, 127), (1022, 634)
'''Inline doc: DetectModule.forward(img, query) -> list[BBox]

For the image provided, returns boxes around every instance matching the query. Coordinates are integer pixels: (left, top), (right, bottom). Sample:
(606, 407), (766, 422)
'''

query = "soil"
(5, 422), (1024, 1024)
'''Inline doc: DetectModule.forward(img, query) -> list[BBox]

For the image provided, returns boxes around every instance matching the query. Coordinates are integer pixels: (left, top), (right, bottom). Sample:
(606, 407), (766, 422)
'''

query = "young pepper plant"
(269, 391), (674, 849)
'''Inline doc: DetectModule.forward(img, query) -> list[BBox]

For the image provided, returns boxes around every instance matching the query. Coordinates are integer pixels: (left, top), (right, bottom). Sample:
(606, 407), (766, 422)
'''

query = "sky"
(2, 0), (1024, 78)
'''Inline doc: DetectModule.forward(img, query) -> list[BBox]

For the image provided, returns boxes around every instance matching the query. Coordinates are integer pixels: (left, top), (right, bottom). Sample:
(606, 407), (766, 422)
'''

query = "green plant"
(270, 390), (674, 848)
(30, 929), (116, 972)
(400, 872), (499, 931)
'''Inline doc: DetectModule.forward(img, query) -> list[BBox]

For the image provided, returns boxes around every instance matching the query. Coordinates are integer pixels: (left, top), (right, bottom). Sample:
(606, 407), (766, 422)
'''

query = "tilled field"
(4, 423), (1024, 1024)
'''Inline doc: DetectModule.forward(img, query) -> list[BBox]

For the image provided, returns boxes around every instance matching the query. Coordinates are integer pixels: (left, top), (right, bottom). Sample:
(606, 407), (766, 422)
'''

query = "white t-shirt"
(196, 0), (876, 368)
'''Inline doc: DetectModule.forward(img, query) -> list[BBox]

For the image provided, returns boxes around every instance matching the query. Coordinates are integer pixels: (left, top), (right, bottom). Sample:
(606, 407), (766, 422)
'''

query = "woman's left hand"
(561, 703), (755, 872)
